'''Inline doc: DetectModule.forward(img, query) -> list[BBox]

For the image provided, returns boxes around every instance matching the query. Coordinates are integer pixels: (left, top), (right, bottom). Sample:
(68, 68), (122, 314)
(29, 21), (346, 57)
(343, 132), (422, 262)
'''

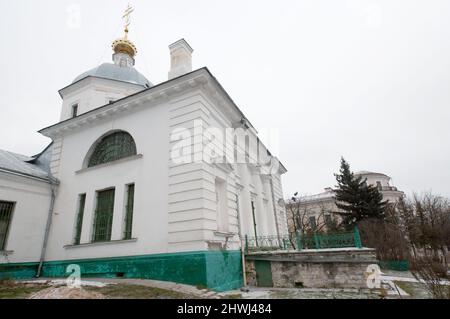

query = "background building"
(286, 171), (404, 234)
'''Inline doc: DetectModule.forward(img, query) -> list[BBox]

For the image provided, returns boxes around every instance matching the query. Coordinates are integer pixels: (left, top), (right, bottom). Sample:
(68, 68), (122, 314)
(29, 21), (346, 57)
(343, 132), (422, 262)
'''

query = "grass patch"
(85, 284), (198, 299)
(0, 280), (46, 299)
(393, 281), (415, 296)
(393, 281), (431, 299)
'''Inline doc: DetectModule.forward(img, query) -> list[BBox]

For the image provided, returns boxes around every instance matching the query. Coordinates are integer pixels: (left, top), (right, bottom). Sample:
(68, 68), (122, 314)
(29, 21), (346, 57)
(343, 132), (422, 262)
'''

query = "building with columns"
(286, 171), (404, 235)
(0, 15), (288, 291)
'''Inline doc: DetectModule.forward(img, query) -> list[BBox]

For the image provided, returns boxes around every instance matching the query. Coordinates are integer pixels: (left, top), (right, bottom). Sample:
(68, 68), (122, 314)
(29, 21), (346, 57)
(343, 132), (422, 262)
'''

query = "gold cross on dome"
(123, 3), (134, 35)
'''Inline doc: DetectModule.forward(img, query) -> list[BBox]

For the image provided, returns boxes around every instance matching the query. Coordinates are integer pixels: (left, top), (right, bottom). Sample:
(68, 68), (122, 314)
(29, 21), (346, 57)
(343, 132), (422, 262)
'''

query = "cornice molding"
(58, 75), (146, 98)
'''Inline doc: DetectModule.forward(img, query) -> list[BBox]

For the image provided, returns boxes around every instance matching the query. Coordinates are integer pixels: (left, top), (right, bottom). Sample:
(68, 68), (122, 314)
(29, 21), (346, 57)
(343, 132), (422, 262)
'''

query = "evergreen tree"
(334, 157), (388, 229)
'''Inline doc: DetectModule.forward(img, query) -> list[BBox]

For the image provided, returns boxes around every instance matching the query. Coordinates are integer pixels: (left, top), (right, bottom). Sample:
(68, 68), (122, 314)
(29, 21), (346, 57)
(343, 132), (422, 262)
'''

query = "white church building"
(0, 14), (288, 291)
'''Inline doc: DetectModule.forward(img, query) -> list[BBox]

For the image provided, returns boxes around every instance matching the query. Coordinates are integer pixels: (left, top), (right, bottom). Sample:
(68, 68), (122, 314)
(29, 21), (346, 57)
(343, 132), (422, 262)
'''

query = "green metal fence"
(244, 227), (362, 253)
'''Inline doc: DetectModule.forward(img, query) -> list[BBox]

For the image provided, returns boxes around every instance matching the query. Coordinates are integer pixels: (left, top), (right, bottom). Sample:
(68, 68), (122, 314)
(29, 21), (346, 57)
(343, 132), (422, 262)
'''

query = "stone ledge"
(64, 238), (138, 249)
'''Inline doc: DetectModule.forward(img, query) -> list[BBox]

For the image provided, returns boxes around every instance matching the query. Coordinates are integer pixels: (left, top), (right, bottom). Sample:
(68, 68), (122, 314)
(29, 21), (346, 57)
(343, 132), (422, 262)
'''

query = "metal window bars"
(0, 201), (14, 250)
(123, 184), (135, 240)
(92, 189), (115, 242)
(73, 194), (86, 245)
(88, 132), (137, 168)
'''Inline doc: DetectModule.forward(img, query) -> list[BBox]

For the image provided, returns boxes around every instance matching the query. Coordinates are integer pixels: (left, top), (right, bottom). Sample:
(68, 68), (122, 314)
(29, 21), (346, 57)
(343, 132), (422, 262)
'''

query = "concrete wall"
(246, 249), (377, 289)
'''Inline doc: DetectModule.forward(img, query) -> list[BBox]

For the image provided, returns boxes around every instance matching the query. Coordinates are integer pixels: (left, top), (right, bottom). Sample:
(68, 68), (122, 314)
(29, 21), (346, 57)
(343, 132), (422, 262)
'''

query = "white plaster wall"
(45, 99), (171, 262)
(0, 172), (51, 263)
(59, 78), (146, 121)
(44, 69), (289, 261)
(167, 88), (287, 252)
(272, 173), (289, 236)
(1, 68), (289, 267)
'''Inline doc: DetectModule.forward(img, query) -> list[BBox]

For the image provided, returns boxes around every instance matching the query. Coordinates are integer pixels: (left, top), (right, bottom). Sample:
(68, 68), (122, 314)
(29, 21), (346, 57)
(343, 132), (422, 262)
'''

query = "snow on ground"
(28, 286), (105, 299)
(19, 279), (112, 288)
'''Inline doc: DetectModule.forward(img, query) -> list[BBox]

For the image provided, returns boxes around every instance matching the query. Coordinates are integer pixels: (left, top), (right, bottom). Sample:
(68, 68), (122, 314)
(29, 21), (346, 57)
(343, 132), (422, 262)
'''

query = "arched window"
(87, 131), (137, 168)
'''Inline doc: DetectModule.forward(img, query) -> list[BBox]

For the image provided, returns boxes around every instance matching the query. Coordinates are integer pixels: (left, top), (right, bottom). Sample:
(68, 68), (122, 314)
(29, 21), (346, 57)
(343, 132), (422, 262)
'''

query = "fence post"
(282, 238), (287, 250)
(296, 231), (303, 251)
(354, 227), (362, 248)
(314, 232), (321, 249)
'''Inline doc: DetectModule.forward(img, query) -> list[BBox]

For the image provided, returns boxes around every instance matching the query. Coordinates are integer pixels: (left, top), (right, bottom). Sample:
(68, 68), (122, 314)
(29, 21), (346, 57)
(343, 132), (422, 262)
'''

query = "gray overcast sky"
(1, 0), (449, 198)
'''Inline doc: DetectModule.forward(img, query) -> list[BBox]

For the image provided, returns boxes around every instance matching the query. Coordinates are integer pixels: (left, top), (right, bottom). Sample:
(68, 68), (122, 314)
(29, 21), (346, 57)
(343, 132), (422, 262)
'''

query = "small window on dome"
(72, 104), (78, 118)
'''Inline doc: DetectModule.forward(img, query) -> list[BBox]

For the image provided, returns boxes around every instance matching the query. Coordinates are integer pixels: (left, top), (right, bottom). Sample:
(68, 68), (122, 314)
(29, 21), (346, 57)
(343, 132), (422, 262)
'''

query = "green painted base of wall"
(0, 262), (39, 280)
(0, 250), (243, 292)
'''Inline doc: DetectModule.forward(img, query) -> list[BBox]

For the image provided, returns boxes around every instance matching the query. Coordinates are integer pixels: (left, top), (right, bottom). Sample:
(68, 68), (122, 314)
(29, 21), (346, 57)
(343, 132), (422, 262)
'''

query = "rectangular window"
(0, 201), (14, 251)
(73, 194), (86, 245)
(71, 104), (78, 118)
(123, 184), (135, 240)
(92, 188), (115, 242)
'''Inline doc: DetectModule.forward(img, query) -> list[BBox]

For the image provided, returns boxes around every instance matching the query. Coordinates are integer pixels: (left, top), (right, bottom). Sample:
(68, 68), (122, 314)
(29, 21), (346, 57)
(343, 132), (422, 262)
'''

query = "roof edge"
(58, 75), (151, 98)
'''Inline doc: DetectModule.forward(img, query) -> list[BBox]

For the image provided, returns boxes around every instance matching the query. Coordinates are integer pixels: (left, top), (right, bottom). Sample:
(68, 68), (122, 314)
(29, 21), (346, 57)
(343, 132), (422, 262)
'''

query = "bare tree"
(286, 193), (340, 236)
(398, 192), (450, 265)
(410, 255), (450, 299)
(394, 192), (450, 299)
(358, 203), (410, 262)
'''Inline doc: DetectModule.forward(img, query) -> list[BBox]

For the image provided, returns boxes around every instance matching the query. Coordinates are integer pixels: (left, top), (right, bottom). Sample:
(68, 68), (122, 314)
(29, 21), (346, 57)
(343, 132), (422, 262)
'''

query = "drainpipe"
(235, 193), (248, 289)
(36, 178), (58, 277)
(269, 178), (281, 238)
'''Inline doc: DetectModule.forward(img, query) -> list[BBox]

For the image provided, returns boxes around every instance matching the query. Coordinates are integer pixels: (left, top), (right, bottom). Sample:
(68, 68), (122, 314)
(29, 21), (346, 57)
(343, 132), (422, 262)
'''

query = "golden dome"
(112, 35), (137, 57)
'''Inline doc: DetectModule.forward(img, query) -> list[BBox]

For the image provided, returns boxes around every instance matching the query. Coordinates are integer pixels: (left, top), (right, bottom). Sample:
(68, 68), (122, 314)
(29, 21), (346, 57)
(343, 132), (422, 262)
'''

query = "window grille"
(92, 189), (115, 242)
(0, 201), (14, 250)
(88, 132), (137, 168)
(123, 184), (135, 240)
(73, 194), (86, 245)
